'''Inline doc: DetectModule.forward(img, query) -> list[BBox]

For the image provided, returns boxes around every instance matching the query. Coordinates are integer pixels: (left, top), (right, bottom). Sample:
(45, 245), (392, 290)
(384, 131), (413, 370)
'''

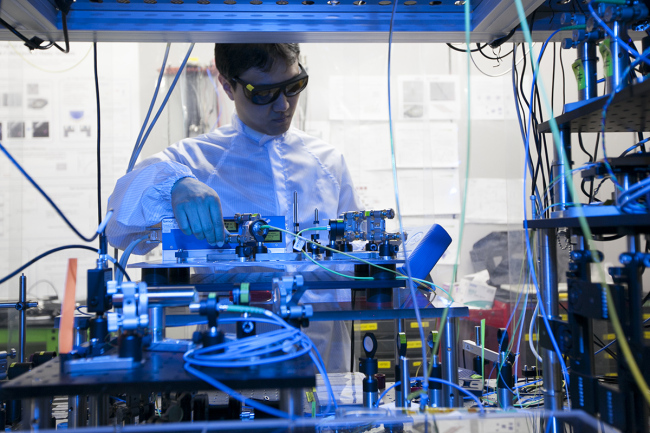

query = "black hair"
(214, 43), (300, 88)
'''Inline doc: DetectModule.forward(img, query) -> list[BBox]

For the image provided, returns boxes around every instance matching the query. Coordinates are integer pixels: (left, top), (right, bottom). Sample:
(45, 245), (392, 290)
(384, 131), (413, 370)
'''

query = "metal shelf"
(525, 213), (650, 234)
(538, 78), (650, 134)
(0, 351), (315, 399)
(0, 0), (552, 43)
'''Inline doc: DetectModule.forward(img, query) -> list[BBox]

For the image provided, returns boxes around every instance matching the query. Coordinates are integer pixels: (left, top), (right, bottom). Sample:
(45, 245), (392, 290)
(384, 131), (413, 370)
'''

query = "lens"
(252, 88), (281, 105)
(285, 78), (308, 96)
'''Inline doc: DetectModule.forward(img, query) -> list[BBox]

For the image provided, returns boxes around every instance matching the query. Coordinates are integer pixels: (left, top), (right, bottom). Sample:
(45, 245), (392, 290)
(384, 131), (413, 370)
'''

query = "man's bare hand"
(171, 178), (226, 246)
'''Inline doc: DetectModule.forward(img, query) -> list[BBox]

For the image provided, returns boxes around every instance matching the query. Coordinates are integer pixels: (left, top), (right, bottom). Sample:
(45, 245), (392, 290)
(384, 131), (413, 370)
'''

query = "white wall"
(0, 42), (140, 304)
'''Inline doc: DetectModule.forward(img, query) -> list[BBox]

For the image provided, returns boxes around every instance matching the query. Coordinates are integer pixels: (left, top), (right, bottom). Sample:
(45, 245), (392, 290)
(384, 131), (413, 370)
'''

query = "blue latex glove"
(171, 177), (226, 246)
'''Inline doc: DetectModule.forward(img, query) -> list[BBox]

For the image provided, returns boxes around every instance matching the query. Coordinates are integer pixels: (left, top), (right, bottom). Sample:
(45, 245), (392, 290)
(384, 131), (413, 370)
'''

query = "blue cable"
(75, 305), (92, 316)
(620, 137), (650, 157)
(116, 234), (149, 283)
(411, 377), (485, 412)
(522, 28), (561, 155)
(541, 164), (598, 213)
(183, 310), (337, 416)
(595, 317), (650, 355)
(127, 43), (170, 172)
(519, 27), (572, 398)
(0, 140), (104, 243)
(511, 290), (530, 394)
(517, 396), (544, 407)
(427, 377), (484, 412)
(128, 43), (195, 172)
(515, 378), (542, 389)
(512, 44), (544, 214)
(485, 378), (542, 396)
(184, 363), (294, 419)
(385, 0), (430, 403)
(376, 381), (401, 408)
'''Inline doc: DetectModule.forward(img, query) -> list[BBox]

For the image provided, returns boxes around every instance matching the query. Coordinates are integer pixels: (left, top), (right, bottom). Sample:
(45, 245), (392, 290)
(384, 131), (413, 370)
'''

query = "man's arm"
(171, 177), (226, 246)
(106, 160), (197, 254)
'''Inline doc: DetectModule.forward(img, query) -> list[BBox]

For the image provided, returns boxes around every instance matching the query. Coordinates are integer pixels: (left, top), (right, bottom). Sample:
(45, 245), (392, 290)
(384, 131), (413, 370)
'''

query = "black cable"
(578, 133), (594, 162)
(558, 303), (617, 360)
(588, 134), (600, 203)
(0, 17), (53, 50)
(513, 44), (538, 195)
(0, 245), (95, 285)
(514, 45), (529, 132)
(0, 8), (69, 53)
(548, 0), (556, 25)
(476, 44), (514, 61)
(591, 177), (608, 202)
(525, 33), (553, 211)
(520, 48), (539, 196)
(0, 141), (99, 243)
(531, 82), (550, 212)
(638, 132), (647, 152)
(552, 43), (556, 112)
(0, 245), (130, 286)
(529, 111), (549, 213)
(593, 234), (625, 241)
(513, 47), (544, 213)
(94, 42), (102, 226)
(113, 261), (131, 282)
(580, 178), (591, 200)
(489, 26), (517, 49)
(560, 42), (566, 110)
(54, 6), (70, 54)
(519, 44), (530, 111)
(446, 43), (488, 53)
(593, 338), (617, 360)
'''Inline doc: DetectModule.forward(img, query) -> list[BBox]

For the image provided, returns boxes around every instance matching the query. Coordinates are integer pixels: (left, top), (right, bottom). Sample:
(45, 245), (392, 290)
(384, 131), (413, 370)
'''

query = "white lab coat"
(107, 113), (360, 372)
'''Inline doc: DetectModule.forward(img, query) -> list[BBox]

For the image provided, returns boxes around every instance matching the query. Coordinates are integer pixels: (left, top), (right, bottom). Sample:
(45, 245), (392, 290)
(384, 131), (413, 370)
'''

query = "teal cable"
(263, 224), (452, 298)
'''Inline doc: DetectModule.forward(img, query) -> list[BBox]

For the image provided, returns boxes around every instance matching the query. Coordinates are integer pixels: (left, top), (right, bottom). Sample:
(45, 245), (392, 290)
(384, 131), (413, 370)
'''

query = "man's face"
(220, 60), (301, 136)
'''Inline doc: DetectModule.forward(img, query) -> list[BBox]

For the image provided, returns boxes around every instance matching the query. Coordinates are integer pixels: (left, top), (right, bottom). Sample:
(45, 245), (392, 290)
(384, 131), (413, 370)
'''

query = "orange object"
(58, 258), (78, 354)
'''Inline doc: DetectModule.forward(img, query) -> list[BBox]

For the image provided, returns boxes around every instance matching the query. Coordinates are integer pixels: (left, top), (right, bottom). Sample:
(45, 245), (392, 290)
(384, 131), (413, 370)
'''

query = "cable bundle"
(183, 305), (336, 419)
(618, 176), (650, 214)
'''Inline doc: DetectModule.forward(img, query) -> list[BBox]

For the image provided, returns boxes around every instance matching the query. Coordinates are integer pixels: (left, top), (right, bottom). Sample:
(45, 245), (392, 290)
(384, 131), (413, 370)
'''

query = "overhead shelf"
(0, 0), (559, 43)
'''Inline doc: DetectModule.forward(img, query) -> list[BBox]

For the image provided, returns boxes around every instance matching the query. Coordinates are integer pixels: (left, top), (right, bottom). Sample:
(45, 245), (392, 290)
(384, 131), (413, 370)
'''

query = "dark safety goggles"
(232, 64), (309, 105)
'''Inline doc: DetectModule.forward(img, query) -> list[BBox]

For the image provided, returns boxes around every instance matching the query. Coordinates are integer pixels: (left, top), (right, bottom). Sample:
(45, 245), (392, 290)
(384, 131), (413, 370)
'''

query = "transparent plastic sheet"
(4, 304), (18, 360)
(179, 64), (219, 139)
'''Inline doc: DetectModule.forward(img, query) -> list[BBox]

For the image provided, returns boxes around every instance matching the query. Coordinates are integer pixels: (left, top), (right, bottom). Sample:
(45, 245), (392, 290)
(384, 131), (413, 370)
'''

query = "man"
(106, 43), (360, 372)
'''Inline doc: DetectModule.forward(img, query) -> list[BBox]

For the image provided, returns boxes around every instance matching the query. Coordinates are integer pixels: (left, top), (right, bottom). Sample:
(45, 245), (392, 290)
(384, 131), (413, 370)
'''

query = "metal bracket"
(272, 275), (313, 320)
(462, 340), (499, 363)
(107, 281), (149, 332)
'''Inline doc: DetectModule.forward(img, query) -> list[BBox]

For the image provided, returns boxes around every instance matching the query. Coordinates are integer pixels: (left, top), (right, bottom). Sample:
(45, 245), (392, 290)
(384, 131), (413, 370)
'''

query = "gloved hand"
(171, 177), (226, 246)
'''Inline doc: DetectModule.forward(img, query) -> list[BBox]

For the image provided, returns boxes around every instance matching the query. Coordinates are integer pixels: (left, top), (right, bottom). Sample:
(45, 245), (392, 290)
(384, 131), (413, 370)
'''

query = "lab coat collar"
(232, 112), (287, 146)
